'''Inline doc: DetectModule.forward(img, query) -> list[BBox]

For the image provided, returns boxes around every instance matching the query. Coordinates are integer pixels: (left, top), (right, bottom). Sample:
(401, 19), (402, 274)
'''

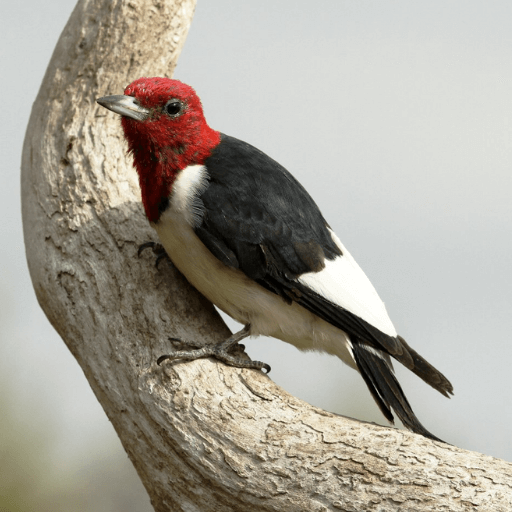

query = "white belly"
(154, 212), (356, 369)
(153, 164), (357, 369)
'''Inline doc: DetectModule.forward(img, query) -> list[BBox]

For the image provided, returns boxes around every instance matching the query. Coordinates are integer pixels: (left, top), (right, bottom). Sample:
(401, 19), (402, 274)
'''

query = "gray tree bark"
(21, 0), (512, 510)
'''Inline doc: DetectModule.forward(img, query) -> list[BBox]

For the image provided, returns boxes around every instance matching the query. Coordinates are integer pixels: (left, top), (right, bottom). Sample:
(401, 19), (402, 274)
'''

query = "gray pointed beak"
(96, 95), (150, 121)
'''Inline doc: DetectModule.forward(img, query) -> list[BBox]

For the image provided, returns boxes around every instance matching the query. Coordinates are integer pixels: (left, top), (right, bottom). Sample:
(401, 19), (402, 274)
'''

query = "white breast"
(151, 164), (358, 370)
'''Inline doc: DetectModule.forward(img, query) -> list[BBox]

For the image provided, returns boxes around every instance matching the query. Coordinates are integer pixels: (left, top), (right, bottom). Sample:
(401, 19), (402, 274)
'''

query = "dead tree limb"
(21, 0), (512, 510)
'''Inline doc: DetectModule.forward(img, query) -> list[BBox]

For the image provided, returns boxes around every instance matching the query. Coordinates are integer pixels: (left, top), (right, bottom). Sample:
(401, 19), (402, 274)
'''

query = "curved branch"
(21, 1), (512, 510)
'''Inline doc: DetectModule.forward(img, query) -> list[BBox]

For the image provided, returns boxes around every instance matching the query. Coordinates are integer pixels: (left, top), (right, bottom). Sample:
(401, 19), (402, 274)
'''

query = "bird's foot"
(158, 326), (271, 373)
(168, 337), (246, 355)
(138, 241), (171, 268)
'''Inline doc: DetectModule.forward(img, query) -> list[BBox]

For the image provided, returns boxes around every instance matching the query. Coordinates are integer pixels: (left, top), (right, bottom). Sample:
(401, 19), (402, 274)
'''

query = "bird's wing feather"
(198, 134), (400, 355)
(197, 134), (453, 439)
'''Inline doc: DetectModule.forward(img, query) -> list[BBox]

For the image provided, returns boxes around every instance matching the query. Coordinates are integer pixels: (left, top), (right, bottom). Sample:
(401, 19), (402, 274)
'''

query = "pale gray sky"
(2, 0), (511, 505)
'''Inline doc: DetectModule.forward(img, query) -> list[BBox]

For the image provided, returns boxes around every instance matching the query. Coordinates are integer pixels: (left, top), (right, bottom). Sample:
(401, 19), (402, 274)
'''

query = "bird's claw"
(138, 241), (171, 268)
(158, 339), (270, 373)
(138, 241), (158, 257)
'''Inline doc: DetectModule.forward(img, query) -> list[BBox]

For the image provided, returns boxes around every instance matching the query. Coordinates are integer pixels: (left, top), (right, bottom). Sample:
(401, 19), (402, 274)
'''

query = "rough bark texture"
(21, 1), (512, 510)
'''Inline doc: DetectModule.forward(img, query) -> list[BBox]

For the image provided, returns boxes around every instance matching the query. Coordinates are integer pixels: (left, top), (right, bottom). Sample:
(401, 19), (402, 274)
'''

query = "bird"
(96, 77), (453, 441)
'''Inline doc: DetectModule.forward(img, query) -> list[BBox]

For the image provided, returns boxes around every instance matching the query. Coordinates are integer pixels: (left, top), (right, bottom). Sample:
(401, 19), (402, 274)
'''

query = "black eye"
(164, 100), (182, 117)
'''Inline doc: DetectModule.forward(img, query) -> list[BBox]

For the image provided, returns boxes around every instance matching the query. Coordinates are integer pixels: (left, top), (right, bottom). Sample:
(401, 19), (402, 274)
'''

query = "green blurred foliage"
(0, 376), (153, 512)
(0, 279), (152, 512)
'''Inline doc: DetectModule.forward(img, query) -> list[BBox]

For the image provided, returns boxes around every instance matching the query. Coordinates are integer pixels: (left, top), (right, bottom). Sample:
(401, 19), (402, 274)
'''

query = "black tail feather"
(397, 336), (454, 398)
(352, 340), (446, 442)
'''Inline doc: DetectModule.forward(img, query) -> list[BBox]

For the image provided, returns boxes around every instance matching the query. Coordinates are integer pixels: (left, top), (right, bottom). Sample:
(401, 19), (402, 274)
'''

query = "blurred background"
(2, 1), (512, 509)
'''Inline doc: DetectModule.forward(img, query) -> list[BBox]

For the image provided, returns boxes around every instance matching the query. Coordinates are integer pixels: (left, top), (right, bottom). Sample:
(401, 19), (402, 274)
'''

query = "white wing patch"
(170, 164), (209, 227)
(297, 229), (397, 337)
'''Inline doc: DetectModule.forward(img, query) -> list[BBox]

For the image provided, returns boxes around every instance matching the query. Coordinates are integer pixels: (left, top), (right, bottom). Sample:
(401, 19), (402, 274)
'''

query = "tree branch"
(21, 0), (512, 510)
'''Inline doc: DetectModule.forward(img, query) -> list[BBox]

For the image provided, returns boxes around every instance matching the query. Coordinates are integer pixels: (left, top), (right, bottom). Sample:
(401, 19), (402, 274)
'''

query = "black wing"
(199, 134), (401, 354)
(197, 134), (453, 440)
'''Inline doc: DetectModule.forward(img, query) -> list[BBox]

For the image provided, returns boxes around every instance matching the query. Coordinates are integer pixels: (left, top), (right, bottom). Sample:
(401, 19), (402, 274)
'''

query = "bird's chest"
(153, 212), (258, 326)
(152, 164), (253, 323)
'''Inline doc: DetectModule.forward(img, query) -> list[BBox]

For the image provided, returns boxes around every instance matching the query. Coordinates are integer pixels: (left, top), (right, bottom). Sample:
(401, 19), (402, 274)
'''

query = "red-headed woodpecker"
(97, 77), (453, 441)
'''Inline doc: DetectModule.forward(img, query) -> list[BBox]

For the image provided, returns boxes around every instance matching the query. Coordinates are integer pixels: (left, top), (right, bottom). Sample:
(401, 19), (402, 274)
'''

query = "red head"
(97, 77), (221, 222)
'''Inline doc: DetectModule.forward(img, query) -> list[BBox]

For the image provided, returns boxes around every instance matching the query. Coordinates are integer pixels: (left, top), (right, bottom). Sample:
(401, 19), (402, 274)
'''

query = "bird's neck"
(128, 127), (221, 223)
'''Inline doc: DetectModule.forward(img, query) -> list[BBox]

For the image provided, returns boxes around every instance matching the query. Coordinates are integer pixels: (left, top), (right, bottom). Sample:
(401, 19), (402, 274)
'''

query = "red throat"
(120, 78), (221, 222)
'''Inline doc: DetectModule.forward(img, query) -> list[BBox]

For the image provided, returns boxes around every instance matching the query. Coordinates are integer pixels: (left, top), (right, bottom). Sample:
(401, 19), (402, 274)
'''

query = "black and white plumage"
(154, 136), (452, 440)
(97, 78), (453, 442)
